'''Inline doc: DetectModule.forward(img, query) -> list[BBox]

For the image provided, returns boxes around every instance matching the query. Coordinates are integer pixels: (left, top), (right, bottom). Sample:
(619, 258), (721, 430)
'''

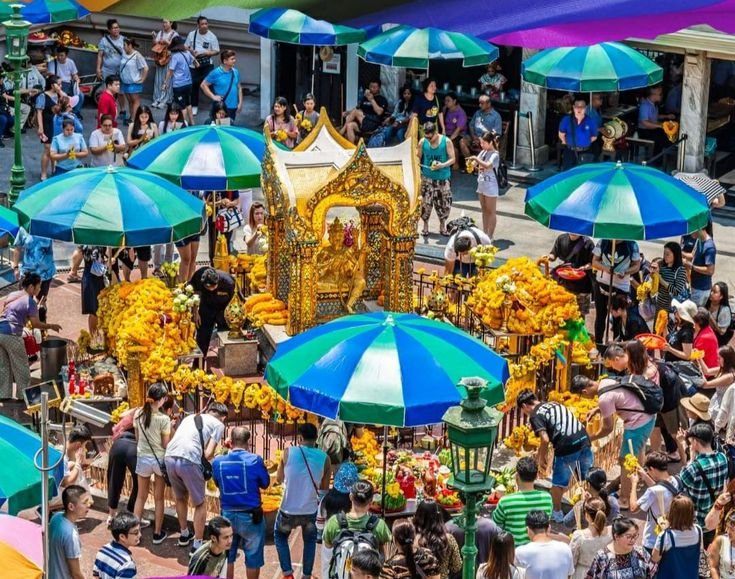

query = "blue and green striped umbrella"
(522, 42), (663, 92)
(265, 312), (509, 427)
(358, 25), (498, 69)
(0, 205), (19, 240)
(14, 166), (205, 246)
(249, 8), (365, 45)
(127, 124), (281, 190)
(0, 416), (63, 515)
(525, 161), (710, 240)
(2, 0), (88, 24)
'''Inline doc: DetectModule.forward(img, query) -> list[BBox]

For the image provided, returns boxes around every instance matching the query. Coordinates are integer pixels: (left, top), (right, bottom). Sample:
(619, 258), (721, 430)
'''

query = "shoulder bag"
(103, 34), (123, 56)
(194, 414), (213, 481)
(136, 414), (171, 486)
(192, 30), (212, 67)
(298, 446), (321, 500)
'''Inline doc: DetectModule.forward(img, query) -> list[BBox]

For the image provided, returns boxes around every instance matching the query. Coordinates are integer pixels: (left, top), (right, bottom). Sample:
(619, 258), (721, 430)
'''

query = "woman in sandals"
(133, 383), (172, 545)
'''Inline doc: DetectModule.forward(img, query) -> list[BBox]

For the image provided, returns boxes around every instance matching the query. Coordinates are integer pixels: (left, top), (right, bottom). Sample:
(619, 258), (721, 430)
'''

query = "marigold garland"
(169, 365), (304, 423)
(97, 279), (196, 382)
(467, 256), (580, 336)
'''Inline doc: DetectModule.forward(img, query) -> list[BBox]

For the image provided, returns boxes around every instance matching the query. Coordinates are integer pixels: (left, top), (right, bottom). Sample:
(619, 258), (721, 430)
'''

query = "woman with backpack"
(413, 500), (462, 579)
(651, 495), (702, 579)
(381, 520), (440, 579)
(707, 282), (734, 347)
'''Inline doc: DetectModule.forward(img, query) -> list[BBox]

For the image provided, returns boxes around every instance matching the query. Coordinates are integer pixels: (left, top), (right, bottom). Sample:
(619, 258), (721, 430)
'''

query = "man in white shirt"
(164, 402), (227, 551)
(185, 16), (219, 116)
(515, 510), (574, 579)
(443, 222), (492, 277)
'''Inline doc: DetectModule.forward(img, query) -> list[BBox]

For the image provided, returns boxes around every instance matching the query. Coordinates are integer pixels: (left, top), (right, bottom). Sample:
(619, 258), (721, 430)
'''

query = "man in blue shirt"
(460, 95), (502, 162)
(558, 99), (598, 170)
(684, 225), (716, 306)
(12, 227), (56, 322)
(201, 49), (242, 124)
(212, 426), (269, 579)
(638, 85), (676, 157)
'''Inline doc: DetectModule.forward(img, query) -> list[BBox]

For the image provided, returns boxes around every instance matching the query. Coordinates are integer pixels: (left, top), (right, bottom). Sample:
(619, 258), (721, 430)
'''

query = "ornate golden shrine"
(261, 108), (421, 335)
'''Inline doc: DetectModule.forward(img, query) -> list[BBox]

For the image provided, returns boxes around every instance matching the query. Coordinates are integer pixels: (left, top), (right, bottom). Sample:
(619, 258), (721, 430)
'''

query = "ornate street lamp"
(4, 4), (30, 206)
(442, 377), (503, 579)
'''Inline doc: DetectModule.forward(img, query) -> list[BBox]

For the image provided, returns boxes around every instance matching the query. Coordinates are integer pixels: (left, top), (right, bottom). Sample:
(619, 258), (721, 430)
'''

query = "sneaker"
(177, 529), (193, 546)
(192, 106), (198, 116)
(152, 531), (168, 545)
(551, 510), (565, 523)
(191, 538), (204, 551)
(140, 518), (151, 529)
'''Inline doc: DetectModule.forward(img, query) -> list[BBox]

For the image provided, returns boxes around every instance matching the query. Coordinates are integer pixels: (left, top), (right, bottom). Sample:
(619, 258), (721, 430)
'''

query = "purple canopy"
(348, 0), (724, 42)
(492, 0), (735, 47)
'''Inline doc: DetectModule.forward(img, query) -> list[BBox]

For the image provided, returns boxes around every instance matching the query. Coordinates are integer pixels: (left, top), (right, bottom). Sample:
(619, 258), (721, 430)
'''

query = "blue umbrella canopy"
(358, 25), (499, 68)
(14, 166), (205, 246)
(522, 42), (663, 92)
(2, 0), (88, 24)
(266, 312), (509, 427)
(127, 124), (281, 190)
(0, 205), (19, 240)
(249, 8), (365, 45)
(0, 416), (63, 515)
(524, 161), (710, 240)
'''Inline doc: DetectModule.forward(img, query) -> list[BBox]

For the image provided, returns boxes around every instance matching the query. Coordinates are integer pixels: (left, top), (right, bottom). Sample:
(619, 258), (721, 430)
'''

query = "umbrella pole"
(311, 46), (316, 96)
(604, 239), (617, 345)
(41, 392), (50, 579)
(381, 424), (388, 518)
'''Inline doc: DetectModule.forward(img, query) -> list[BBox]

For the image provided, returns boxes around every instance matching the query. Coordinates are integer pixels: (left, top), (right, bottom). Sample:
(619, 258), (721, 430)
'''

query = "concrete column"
(680, 51), (711, 172)
(259, 37), (276, 120)
(517, 48), (549, 168)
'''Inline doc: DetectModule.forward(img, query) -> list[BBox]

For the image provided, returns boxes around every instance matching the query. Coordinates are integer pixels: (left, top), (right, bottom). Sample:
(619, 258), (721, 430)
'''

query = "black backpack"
(328, 513), (381, 579)
(599, 375), (664, 415)
(655, 360), (688, 412)
(494, 158), (509, 189)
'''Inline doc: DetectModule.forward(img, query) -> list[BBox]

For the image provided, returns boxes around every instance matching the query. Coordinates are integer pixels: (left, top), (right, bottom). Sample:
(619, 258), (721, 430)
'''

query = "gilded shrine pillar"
(287, 242), (319, 335)
(266, 216), (288, 301)
(385, 236), (416, 313)
(360, 206), (388, 300)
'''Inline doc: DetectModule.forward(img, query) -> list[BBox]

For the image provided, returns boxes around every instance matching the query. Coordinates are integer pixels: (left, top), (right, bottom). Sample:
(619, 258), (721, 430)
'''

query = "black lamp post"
(442, 377), (503, 579)
(4, 4), (30, 206)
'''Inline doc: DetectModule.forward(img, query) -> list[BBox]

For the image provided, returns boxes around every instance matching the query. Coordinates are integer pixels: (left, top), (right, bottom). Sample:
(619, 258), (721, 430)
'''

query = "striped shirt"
(656, 264), (688, 315)
(530, 402), (590, 456)
(492, 490), (553, 546)
(92, 541), (136, 579)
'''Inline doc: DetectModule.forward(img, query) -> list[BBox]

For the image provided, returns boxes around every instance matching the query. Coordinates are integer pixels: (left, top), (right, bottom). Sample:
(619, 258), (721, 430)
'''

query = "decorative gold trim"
(294, 107), (356, 152)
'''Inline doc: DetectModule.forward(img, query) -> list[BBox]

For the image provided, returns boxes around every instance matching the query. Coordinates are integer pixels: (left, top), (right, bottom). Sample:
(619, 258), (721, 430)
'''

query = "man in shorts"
(212, 427), (269, 579)
(517, 389), (593, 523)
(164, 402), (227, 550)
